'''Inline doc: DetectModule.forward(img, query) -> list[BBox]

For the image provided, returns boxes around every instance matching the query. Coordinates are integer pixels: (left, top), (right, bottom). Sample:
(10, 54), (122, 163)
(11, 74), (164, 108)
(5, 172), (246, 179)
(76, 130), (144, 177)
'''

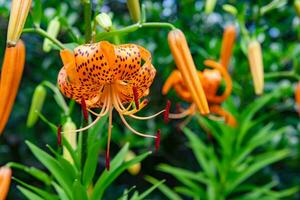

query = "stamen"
(119, 113), (156, 138)
(169, 104), (196, 119)
(155, 129), (161, 152)
(57, 125), (62, 146)
(106, 106), (113, 171)
(164, 100), (171, 124)
(132, 86), (139, 110)
(81, 98), (88, 122)
(129, 109), (165, 120)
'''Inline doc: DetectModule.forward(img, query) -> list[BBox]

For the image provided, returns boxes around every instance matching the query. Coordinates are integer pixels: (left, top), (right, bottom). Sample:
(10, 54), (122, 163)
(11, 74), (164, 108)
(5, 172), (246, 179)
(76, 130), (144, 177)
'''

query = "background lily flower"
(220, 25), (236, 69)
(296, 82), (300, 116)
(162, 59), (236, 126)
(168, 29), (209, 115)
(6, 0), (32, 46)
(0, 166), (12, 200)
(248, 40), (264, 95)
(0, 41), (26, 134)
(58, 41), (164, 170)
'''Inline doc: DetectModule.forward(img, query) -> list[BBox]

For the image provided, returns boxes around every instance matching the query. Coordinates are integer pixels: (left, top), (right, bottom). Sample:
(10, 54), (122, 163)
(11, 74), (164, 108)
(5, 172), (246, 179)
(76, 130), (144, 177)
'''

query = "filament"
(169, 104), (196, 119)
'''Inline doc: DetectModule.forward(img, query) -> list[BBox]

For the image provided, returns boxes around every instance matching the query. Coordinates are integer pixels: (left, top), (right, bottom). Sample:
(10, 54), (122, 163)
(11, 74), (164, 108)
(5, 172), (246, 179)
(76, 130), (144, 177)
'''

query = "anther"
(132, 86), (139, 109)
(164, 100), (171, 124)
(155, 129), (161, 152)
(106, 150), (110, 171)
(81, 97), (88, 122)
(57, 125), (62, 147)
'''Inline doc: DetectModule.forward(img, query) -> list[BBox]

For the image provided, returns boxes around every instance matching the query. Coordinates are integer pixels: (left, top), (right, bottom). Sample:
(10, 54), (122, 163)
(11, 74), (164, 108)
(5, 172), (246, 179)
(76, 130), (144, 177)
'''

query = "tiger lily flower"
(0, 166), (12, 200)
(248, 40), (264, 95)
(6, 0), (32, 47)
(58, 41), (164, 170)
(295, 82), (300, 116)
(220, 25), (236, 69)
(168, 29), (209, 115)
(163, 59), (236, 127)
(0, 41), (26, 134)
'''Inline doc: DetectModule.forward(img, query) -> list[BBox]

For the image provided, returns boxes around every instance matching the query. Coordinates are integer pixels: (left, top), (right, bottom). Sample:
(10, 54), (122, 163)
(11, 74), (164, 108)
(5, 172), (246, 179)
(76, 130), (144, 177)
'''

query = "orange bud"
(248, 40), (264, 95)
(0, 166), (12, 200)
(7, 0), (32, 46)
(168, 29), (209, 115)
(295, 82), (300, 116)
(220, 25), (236, 69)
(0, 40), (26, 134)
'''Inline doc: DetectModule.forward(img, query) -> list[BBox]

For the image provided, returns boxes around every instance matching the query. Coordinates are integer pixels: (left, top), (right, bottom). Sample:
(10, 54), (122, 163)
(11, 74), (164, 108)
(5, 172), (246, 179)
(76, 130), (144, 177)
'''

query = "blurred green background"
(0, 0), (299, 199)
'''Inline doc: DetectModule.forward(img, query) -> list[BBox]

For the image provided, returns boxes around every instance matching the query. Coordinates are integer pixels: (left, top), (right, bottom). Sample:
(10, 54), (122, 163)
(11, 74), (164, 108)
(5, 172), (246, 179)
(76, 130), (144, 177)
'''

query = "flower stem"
(22, 27), (66, 50)
(264, 71), (300, 81)
(82, 0), (92, 43)
(96, 22), (176, 40)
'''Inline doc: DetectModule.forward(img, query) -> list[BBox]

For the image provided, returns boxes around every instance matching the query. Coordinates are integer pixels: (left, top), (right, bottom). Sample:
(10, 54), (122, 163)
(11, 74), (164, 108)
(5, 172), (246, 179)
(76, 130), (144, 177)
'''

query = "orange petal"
(7, 0), (32, 46)
(209, 104), (237, 127)
(248, 40), (264, 95)
(0, 166), (12, 200)
(168, 29), (209, 115)
(162, 70), (181, 95)
(203, 59), (232, 103)
(295, 82), (300, 116)
(0, 41), (25, 134)
(220, 25), (236, 69)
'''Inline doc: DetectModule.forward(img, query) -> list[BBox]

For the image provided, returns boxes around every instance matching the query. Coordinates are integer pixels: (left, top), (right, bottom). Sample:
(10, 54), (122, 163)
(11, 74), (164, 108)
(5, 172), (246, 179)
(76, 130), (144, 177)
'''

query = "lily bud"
(248, 40), (264, 95)
(125, 151), (141, 175)
(43, 17), (61, 52)
(222, 4), (238, 16)
(62, 118), (77, 163)
(26, 85), (47, 128)
(127, 0), (141, 23)
(205, 0), (217, 14)
(220, 25), (236, 69)
(7, 0), (32, 46)
(95, 13), (112, 31)
(294, 0), (300, 17)
(0, 166), (12, 200)
(0, 40), (26, 134)
(295, 82), (300, 116)
(168, 29), (209, 115)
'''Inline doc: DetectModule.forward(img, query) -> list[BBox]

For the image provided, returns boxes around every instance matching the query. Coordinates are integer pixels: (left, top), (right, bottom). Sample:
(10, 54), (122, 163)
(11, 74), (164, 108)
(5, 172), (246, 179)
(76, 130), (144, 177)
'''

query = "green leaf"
(26, 141), (73, 199)
(133, 179), (165, 200)
(157, 164), (207, 184)
(82, 140), (101, 187)
(52, 182), (69, 200)
(18, 186), (45, 200)
(14, 178), (59, 200)
(72, 179), (88, 200)
(91, 150), (151, 200)
(31, 0), (42, 27)
(145, 176), (182, 200)
(228, 149), (290, 193)
(7, 162), (51, 185)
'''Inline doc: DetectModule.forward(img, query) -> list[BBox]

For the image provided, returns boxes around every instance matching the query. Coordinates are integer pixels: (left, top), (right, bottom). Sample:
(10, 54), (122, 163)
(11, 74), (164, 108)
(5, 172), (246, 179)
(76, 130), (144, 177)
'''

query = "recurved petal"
(118, 62), (156, 103)
(57, 68), (103, 108)
(0, 166), (12, 200)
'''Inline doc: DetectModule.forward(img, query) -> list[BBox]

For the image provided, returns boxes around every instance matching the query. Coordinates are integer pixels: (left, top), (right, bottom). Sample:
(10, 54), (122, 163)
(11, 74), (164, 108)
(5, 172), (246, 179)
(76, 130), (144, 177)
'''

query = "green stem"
(23, 27), (66, 50)
(83, 0), (92, 42)
(96, 22), (176, 40)
(264, 71), (300, 81)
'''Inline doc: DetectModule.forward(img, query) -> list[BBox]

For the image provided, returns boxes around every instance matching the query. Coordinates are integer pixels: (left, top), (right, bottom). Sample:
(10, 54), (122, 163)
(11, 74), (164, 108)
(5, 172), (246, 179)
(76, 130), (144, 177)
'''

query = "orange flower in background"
(220, 25), (236, 69)
(0, 41), (26, 134)
(6, 0), (32, 46)
(296, 82), (300, 116)
(58, 41), (165, 170)
(168, 29), (209, 115)
(248, 40), (264, 95)
(0, 166), (12, 200)
(163, 59), (236, 127)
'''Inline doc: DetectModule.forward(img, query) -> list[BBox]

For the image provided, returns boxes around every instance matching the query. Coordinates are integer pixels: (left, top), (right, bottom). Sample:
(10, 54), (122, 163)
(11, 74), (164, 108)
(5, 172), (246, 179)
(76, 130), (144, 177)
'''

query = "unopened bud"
(43, 17), (61, 52)
(222, 4), (238, 16)
(127, 0), (141, 23)
(205, 0), (217, 14)
(294, 0), (300, 17)
(26, 85), (47, 128)
(125, 151), (141, 175)
(62, 118), (77, 163)
(95, 13), (112, 31)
